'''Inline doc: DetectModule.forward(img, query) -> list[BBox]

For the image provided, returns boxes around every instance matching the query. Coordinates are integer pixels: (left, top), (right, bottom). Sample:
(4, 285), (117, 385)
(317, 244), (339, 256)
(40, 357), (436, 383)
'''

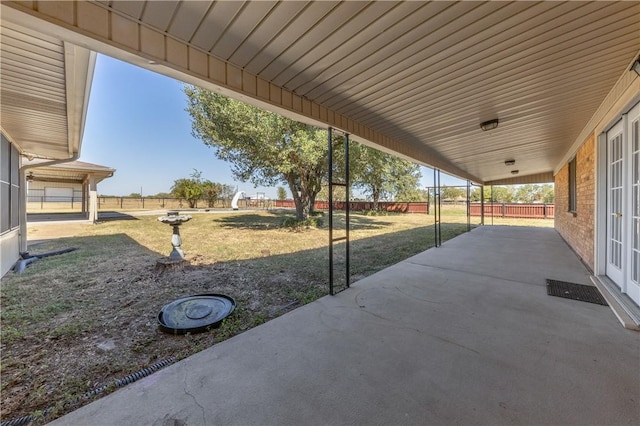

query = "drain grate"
(546, 279), (608, 306)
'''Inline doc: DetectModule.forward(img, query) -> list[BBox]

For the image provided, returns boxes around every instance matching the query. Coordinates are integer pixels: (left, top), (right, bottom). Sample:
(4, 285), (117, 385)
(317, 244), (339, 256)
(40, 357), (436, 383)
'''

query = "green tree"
(171, 169), (204, 208)
(396, 187), (428, 202)
(491, 186), (514, 203)
(512, 184), (554, 203)
(276, 186), (287, 201)
(185, 86), (327, 220)
(440, 185), (465, 201)
(153, 192), (172, 198)
(201, 180), (223, 208)
(351, 144), (421, 209)
(540, 184), (554, 203)
(470, 186), (492, 202)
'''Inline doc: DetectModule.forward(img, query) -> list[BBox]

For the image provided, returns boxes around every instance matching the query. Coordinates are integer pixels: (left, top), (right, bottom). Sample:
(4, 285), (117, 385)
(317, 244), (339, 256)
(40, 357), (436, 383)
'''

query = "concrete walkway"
(50, 226), (639, 426)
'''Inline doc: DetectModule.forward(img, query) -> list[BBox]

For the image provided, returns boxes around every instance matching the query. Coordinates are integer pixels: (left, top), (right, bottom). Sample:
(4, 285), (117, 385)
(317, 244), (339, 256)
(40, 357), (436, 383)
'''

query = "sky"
(80, 54), (466, 198)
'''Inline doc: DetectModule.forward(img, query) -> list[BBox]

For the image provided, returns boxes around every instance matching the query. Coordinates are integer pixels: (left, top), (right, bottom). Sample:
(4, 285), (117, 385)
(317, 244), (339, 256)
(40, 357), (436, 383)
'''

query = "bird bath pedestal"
(156, 211), (192, 272)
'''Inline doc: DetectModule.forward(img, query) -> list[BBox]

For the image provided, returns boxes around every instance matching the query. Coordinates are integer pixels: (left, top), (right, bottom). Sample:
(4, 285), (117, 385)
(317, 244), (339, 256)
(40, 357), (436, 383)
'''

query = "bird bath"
(156, 211), (192, 271)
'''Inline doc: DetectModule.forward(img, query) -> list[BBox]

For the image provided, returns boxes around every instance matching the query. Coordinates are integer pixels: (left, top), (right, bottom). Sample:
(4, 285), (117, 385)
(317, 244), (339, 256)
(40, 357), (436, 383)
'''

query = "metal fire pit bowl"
(158, 294), (236, 335)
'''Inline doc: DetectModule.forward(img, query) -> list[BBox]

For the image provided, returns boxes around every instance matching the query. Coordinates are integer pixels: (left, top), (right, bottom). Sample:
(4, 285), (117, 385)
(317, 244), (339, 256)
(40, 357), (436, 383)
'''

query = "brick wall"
(555, 135), (595, 271)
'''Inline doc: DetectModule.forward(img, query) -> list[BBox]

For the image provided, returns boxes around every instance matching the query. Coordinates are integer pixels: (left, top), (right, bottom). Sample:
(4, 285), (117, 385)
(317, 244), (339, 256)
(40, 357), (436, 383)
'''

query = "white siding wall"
(1, 133), (21, 276)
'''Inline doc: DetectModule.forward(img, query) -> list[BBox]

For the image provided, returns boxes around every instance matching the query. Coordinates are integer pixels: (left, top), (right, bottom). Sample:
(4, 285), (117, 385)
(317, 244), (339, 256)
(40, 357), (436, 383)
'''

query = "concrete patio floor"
(50, 226), (639, 425)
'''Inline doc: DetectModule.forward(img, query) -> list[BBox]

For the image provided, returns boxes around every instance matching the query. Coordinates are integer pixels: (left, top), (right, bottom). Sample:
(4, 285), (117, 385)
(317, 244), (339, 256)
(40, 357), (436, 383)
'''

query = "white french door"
(626, 102), (640, 304)
(607, 120), (625, 285)
(606, 101), (640, 306)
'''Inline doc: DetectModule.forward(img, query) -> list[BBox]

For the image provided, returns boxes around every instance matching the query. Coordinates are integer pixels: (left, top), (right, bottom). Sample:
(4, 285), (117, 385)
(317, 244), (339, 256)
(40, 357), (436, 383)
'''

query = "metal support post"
(466, 179), (471, 232)
(490, 184), (494, 226)
(328, 127), (350, 295)
(434, 168), (442, 247)
(480, 185), (485, 226)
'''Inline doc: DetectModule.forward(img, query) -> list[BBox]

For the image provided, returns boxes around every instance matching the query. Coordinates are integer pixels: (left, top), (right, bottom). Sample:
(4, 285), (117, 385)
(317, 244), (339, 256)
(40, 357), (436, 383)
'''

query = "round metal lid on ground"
(158, 294), (236, 335)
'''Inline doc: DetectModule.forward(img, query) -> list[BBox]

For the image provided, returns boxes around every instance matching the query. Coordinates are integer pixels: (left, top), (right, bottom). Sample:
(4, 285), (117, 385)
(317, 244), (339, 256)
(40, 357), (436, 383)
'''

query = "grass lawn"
(1, 208), (552, 423)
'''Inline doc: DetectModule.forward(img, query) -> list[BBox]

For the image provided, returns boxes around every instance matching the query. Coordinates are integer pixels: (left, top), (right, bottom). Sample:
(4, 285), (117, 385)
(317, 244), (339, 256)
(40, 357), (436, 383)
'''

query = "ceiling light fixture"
(504, 159), (515, 166)
(630, 55), (640, 76)
(511, 170), (519, 175)
(480, 118), (499, 131)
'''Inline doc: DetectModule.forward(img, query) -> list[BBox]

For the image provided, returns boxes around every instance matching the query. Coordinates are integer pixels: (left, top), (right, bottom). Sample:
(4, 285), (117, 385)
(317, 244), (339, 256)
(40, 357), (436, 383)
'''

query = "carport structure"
(1, 0), (639, 421)
(24, 159), (114, 221)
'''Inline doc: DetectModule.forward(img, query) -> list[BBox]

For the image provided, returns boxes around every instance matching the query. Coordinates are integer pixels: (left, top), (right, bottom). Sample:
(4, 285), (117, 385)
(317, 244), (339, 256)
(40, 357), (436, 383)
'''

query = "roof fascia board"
(485, 172), (554, 186)
(64, 42), (97, 158)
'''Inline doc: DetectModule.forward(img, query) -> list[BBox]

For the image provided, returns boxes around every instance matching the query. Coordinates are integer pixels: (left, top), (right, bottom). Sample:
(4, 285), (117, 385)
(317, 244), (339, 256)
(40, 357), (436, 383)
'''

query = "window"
(568, 156), (577, 212)
(1, 133), (20, 234)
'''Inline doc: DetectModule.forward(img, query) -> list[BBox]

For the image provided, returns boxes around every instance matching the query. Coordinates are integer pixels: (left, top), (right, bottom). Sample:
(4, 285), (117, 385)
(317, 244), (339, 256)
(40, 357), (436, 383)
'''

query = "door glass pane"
(633, 119), (640, 283)
(609, 133), (623, 269)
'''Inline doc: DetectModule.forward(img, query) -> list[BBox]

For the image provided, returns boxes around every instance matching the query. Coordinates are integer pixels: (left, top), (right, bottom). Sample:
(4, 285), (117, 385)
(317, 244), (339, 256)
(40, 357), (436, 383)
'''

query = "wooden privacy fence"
(32, 196), (553, 219)
(274, 200), (429, 213)
(469, 203), (554, 219)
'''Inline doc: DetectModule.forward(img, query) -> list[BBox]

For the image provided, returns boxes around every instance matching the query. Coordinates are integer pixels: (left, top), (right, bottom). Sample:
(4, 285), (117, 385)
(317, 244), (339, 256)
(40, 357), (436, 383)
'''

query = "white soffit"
(4, 1), (638, 183)
(0, 16), (94, 159)
(102, 0), (640, 182)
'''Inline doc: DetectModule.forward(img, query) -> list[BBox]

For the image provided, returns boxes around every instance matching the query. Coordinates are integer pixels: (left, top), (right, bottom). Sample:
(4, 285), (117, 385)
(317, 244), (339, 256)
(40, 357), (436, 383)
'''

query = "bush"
(362, 209), (389, 216)
(281, 217), (324, 230)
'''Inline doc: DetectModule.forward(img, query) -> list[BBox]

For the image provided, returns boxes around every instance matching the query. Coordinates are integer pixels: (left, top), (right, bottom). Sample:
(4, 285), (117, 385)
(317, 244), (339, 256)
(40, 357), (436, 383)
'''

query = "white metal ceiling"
(0, 20), (70, 158)
(98, 0), (640, 182)
(0, 16), (95, 160)
(3, 1), (639, 183)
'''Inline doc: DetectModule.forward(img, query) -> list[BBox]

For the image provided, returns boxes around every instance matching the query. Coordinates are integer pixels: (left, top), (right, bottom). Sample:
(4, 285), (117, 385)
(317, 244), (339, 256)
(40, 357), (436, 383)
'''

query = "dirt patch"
(27, 222), (94, 243)
(2, 250), (309, 423)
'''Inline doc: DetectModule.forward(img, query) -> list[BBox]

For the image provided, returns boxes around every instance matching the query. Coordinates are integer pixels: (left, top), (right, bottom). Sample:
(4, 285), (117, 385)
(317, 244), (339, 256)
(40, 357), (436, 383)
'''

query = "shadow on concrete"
(27, 212), (89, 223)
(97, 211), (140, 221)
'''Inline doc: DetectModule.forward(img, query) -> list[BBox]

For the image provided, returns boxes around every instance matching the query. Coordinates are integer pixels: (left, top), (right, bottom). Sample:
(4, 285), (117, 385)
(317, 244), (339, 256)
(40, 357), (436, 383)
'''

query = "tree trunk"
(372, 188), (380, 211)
(309, 192), (317, 214)
(295, 199), (311, 220)
(287, 176), (311, 221)
(292, 189), (311, 220)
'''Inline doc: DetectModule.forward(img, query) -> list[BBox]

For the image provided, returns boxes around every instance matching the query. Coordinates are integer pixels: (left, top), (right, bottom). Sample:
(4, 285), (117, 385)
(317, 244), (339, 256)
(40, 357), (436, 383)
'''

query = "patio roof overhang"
(1, 1), (639, 184)
(0, 15), (96, 160)
(23, 159), (115, 184)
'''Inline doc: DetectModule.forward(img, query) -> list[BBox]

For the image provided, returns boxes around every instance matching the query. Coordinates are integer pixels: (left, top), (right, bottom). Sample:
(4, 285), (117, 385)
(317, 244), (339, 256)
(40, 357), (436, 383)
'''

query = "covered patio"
(49, 226), (639, 425)
(1, 2), (639, 423)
